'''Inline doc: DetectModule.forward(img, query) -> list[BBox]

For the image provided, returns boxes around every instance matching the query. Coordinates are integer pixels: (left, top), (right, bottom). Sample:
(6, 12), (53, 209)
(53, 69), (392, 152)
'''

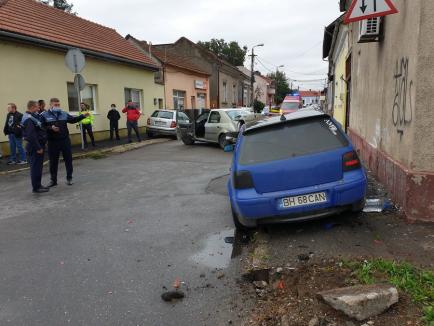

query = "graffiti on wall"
(392, 57), (413, 138)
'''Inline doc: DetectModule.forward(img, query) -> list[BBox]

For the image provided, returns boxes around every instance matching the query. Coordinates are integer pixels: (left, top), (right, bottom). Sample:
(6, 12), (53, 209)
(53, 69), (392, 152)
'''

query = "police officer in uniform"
(21, 100), (49, 193)
(41, 98), (89, 187)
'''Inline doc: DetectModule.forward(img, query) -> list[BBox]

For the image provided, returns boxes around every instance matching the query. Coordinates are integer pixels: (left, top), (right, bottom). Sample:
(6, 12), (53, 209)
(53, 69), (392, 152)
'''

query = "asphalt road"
(0, 141), (244, 326)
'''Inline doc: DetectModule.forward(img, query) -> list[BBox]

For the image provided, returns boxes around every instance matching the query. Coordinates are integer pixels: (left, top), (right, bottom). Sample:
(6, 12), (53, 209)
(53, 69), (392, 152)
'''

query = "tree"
(41, 0), (75, 13)
(198, 39), (247, 66)
(267, 71), (291, 105)
(253, 100), (265, 113)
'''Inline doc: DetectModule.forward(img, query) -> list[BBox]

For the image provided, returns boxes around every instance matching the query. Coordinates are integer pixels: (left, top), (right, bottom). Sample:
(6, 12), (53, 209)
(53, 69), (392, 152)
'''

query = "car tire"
(231, 206), (256, 230)
(181, 136), (195, 145)
(218, 133), (227, 149)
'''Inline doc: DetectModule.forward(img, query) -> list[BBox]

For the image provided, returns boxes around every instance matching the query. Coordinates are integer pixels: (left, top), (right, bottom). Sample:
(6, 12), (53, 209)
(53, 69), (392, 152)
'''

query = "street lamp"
(250, 43), (264, 106)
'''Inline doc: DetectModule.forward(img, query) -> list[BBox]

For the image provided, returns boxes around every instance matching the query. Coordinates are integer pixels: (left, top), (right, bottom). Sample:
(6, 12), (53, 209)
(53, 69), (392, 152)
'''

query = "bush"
(253, 100), (265, 113)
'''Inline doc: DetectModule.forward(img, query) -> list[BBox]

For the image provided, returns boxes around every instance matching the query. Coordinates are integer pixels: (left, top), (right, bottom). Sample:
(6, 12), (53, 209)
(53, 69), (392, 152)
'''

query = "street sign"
(74, 74), (86, 91)
(65, 48), (86, 73)
(344, 0), (398, 24)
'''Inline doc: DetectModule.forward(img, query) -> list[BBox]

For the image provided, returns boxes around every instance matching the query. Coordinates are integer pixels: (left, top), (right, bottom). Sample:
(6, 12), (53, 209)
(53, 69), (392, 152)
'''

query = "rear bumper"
(146, 126), (176, 136)
(228, 171), (367, 223)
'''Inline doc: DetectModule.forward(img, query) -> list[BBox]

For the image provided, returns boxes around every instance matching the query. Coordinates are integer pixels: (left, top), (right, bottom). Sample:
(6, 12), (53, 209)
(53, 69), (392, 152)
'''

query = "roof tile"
(0, 0), (158, 68)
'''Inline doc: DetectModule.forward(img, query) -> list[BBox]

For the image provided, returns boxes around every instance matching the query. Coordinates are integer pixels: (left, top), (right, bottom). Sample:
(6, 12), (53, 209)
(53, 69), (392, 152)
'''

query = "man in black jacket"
(107, 104), (121, 141)
(3, 103), (27, 165)
(40, 98), (89, 187)
(21, 100), (49, 193)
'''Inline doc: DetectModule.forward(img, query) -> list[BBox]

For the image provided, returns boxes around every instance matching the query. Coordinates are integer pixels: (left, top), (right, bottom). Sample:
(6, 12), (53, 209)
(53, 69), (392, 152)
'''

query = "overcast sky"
(72, 0), (341, 90)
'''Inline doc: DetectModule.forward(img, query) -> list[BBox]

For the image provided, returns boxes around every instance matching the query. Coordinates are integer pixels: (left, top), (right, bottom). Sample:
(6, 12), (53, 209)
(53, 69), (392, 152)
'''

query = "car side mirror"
(224, 144), (234, 152)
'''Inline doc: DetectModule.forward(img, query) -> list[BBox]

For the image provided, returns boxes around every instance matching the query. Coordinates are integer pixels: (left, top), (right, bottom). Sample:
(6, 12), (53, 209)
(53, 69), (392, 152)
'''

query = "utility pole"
(250, 43), (264, 107)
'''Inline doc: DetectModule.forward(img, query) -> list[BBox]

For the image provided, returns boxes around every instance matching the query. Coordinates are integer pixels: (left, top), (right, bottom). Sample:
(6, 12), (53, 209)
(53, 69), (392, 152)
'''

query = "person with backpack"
(107, 104), (121, 141)
(122, 101), (142, 143)
(3, 103), (27, 165)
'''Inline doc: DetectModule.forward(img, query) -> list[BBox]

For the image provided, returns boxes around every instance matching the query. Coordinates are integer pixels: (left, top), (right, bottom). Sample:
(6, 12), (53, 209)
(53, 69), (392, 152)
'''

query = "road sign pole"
(76, 77), (85, 150)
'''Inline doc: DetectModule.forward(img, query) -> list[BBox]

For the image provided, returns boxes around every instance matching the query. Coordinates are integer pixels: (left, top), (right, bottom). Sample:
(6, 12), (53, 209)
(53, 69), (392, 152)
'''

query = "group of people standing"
(2, 99), (144, 193)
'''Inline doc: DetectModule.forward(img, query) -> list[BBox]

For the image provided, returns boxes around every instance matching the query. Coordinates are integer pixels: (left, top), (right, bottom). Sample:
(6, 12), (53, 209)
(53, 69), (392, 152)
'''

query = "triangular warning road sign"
(344, 0), (399, 24)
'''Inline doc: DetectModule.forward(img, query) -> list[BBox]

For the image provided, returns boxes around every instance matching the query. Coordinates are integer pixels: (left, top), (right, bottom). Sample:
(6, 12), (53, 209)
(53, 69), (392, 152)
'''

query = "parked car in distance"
(227, 109), (367, 229)
(177, 108), (256, 149)
(147, 109), (190, 138)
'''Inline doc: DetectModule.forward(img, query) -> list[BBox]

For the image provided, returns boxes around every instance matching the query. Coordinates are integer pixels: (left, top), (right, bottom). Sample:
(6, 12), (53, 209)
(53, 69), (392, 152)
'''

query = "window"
(173, 90), (186, 110)
(223, 82), (227, 103)
(177, 111), (190, 122)
(124, 88), (143, 108)
(239, 117), (348, 165)
(158, 98), (164, 109)
(67, 83), (97, 112)
(208, 112), (221, 123)
(196, 112), (209, 124)
(197, 93), (206, 109)
(233, 84), (237, 104)
(154, 69), (164, 84)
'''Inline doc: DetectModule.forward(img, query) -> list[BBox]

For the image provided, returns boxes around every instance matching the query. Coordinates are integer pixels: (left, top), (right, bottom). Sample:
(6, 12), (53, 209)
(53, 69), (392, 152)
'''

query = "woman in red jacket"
(122, 102), (142, 143)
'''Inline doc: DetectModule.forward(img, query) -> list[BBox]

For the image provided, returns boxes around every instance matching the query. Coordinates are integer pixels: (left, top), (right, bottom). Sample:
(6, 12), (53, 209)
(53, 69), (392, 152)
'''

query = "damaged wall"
(347, 0), (434, 222)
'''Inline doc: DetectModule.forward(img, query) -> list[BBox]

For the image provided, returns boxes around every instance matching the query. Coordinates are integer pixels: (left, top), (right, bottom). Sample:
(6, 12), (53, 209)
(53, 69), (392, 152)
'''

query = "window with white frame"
(124, 88), (143, 108)
(67, 83), (97, 112)
(173, 90), (186, 110)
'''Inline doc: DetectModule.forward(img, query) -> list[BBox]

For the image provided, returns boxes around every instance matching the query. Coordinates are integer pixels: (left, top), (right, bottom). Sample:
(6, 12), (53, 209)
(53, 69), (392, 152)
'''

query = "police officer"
(41, 98), (89, 187)
(21, 100), (48, 193)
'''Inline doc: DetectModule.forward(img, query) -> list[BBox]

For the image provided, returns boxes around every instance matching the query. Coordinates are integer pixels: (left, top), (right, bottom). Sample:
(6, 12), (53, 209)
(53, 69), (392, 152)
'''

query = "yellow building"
(0, 0), (164, 154)
(323, 16), (350, 130)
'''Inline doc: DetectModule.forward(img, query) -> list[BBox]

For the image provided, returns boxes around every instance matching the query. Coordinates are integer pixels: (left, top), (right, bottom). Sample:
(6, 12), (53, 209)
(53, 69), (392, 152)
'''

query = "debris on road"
(363, 198), (394, 213)
(318, 284), (399, 321)
(298, 253), (310, 262)
(161, 291), (185, 302)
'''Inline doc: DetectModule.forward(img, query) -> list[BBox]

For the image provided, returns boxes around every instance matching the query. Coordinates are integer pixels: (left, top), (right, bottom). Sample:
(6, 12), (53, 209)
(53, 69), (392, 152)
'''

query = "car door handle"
(217, 126), (220, 129)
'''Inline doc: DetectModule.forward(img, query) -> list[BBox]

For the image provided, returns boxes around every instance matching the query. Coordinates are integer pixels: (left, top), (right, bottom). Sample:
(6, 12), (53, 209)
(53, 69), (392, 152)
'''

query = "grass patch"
(343, 259), (434, 324)
(86, 151), (107, 160)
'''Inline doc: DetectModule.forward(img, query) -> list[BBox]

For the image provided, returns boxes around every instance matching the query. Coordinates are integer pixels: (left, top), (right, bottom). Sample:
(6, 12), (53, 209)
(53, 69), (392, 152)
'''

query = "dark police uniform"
(41, 108), (86, 184)
(21, 112), (47, 191)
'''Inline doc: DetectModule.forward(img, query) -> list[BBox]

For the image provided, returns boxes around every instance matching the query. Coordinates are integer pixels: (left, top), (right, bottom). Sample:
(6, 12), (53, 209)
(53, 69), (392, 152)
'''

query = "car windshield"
(152, 111), (174, 119)
(177, 112), (189, 121)
(280, 102), (300, 111)
(227, 110), (247, 121)
(238, 117), (348, 165)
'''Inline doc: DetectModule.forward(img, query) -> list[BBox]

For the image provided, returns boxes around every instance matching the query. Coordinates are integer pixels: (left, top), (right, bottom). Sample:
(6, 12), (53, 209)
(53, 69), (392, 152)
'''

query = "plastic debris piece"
(173, 278), (181, 289)
(277, 279), (285, 290)
(363, 198), (393, 213)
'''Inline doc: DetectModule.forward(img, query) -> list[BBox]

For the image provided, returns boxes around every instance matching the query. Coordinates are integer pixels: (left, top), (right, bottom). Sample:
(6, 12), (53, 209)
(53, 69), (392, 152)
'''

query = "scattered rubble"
(161, 291), (185, 302)
(318, 284), (399, 321)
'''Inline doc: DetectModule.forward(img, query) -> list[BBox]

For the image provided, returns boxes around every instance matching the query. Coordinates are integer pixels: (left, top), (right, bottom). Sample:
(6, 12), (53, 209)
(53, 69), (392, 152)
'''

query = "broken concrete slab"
(318, 284), (399, 321)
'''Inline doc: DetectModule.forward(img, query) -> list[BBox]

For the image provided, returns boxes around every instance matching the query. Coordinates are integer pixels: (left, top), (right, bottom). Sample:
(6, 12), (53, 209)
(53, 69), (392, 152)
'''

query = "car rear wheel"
(218, 133), (227, 149)
(181, 136), (195, 145)
(232, 206), (256, 230)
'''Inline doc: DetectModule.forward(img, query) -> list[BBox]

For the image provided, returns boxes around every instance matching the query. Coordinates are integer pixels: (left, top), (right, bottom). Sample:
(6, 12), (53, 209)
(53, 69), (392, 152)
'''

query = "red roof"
(128, 36), (209, 76)
(299, 90), (321, 97)
(0, 0), (158, 69)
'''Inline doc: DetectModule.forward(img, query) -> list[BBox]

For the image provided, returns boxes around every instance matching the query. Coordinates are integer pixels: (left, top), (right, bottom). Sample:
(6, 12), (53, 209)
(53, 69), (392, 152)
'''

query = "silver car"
(177, 108), (256, 149)
(146, 110), (190, 138)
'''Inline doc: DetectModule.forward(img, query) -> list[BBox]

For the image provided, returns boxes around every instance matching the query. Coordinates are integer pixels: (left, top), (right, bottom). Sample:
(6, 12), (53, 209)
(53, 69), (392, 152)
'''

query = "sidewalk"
(0, 134), (172, 175)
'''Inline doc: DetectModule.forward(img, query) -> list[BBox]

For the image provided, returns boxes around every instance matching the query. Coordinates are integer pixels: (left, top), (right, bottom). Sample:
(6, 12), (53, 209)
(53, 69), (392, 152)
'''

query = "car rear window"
(281, 102), (300, 110)
(152, 111), (174, 119)
(238, 117), (348, 165)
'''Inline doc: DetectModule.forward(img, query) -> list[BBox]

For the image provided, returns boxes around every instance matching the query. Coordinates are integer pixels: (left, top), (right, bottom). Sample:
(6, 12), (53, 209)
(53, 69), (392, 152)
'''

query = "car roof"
(244, 109), (328, 134)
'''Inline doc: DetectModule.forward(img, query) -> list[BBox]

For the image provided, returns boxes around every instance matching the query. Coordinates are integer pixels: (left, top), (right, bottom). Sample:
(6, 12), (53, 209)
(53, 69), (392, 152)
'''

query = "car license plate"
(155, 121), (166, 126)
(280, 192), (327, 208)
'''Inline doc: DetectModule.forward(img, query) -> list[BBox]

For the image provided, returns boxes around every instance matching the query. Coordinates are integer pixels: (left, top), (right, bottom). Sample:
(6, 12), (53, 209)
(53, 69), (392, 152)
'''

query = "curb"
(0, 138), (171, 176)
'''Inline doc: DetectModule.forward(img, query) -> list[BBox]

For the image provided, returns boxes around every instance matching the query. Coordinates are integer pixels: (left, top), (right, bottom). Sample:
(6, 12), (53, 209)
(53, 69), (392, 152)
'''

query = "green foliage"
(267, 71), (290, 105)
(344, 259), (434, 324)
(253, 100), (265, 113)
(42, 0), (75, 13)
(198, 39), (247, 67)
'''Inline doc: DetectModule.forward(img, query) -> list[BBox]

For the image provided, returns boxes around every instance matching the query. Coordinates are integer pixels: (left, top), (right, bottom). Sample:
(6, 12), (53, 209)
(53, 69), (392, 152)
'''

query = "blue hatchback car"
(227, 110), (367, 229)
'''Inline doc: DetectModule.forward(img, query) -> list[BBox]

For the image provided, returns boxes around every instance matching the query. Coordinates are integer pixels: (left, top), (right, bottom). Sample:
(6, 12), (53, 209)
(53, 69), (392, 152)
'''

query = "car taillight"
(170, 121), (177, 128)
(233, 171), (254, 189)
(147, 118), (151, 125)
(343, 151), (361, 172)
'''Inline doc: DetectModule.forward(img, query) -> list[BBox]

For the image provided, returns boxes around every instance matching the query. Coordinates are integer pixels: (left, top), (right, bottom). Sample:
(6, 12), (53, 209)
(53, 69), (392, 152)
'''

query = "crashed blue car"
(227, 110), (367, 229)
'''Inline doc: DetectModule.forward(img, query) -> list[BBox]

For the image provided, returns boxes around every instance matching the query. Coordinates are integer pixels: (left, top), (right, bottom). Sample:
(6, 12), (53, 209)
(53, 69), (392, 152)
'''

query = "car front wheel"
(218, 133), (228, 149)
(181, 136), (195, 145)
